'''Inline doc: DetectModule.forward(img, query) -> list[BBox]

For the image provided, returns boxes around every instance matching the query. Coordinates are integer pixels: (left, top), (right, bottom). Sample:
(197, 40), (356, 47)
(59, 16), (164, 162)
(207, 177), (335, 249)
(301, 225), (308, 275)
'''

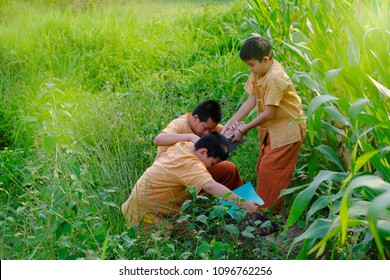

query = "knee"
(220, 161), (239, 173)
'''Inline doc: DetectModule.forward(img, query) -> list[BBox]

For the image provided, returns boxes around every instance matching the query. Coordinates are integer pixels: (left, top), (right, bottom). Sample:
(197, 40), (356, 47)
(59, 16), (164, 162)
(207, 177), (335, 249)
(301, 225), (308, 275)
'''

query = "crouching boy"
(122, 132), (259, 229)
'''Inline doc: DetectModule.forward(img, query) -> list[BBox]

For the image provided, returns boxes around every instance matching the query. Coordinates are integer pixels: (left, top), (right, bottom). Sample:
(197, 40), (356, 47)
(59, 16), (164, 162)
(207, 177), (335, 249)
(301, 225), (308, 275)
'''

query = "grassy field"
(1, 0), (389, 260)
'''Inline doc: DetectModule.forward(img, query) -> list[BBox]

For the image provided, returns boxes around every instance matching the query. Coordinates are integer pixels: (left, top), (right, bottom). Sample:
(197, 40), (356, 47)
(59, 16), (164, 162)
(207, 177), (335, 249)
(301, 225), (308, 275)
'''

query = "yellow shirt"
(156, 113), (222, 158)
(122, 141), (214, 225)
(244, 60), (306, 149)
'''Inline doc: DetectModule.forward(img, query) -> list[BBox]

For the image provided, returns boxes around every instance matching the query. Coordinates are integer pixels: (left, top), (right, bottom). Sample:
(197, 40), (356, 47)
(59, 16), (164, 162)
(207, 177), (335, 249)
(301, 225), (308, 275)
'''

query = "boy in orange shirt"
(222, 36), (306, 214)
(122, 132), (259, 228)
(154, 100), (243, 190)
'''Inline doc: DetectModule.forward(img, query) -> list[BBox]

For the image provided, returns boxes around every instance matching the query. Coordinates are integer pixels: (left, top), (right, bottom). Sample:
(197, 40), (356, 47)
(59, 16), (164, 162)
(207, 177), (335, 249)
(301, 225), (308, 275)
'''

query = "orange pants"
(256, 134), (302, 214)
(208, 161), (243, 190)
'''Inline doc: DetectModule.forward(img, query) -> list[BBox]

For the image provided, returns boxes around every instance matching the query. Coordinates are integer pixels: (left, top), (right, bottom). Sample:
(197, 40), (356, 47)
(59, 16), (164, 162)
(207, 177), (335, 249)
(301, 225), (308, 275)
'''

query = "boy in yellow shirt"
(222, 36), (306, 214)
(154, 100), (243, 190)
(122, 132), (259, 228)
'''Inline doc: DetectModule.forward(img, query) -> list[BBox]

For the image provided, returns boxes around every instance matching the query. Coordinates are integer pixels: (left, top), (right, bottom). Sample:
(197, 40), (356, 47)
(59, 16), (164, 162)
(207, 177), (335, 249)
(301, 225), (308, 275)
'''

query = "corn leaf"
(307, 95), (338, 117)
(289, 218), (332, 255)
(285, 170), (347, 230)
(315, 144), (346, 172)
(367, 191), (390, 259)
(349, 98), (369, 130)
(305, 195), (331, 224)
(340, 175), (390, 245)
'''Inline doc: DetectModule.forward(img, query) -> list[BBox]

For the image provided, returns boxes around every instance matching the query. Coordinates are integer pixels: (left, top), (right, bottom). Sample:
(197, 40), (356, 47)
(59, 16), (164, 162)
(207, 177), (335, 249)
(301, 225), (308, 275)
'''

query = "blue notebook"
(219, 182), (264, 218)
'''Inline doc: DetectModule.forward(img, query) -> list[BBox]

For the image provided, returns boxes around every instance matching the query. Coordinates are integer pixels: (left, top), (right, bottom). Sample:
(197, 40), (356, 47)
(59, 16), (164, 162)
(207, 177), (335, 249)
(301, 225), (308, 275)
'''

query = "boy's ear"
(263, 56), (271, 63)
(198, 148), (208, 157)
(199, 148), (208, 157)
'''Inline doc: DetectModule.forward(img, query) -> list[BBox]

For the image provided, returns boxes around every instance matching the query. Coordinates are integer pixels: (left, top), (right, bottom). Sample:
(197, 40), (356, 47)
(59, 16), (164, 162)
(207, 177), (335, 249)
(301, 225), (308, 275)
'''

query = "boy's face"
(192, 116), (218, 137)
(197, 148), (221, 169)
(244, 57), (271, 77)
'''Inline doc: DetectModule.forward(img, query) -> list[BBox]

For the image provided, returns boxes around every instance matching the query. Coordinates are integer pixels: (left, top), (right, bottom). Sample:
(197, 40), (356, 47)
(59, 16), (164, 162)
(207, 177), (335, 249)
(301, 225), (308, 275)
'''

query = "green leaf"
(68, 157), (81, 180)
(102, 200), (119, 209)
(324, 105), (350, 126)
(307, 95), (338, 117)
(175, 214), (190, 223)
(210, 205), (228, 219)
(232, 208), (247, 222)
(279, 184), (307, 196)
(353, 149), (379, 174)
(43, 136), (57, 154)
(315, 144), (345, 171)
(196, 241), (211, 255)
(181, 200), (191, 212)
(286, 171), (347, 230)
(57, 248), (68, 260)
(289, 219), (332, 254)
(212, 241), (226, 253)
(361, 142), (390, 182)
(56, 221), (72, 239)
(368, 76), (390, 98)
(349, 98), (369, 129)
(308, 218), (365, 257)
(314, 108), (324, 141)
(241, 226), (255, 238)
(325, 68), (343, 90)
(306, 196), (331, 224)
(367, 191), (390, 259)
(179, 252), (192, 260)
(195, 214), (208, 225)
(224, 224), (239, 235)
(348, 201), (370, 217)
(146, 248), (159, 257)
(295, 239), (313, 260)
(279, 41), (312, 71)
(294, 71), (327, 95)
(321, 120), (347, 137)
(340, 175), (390, 245)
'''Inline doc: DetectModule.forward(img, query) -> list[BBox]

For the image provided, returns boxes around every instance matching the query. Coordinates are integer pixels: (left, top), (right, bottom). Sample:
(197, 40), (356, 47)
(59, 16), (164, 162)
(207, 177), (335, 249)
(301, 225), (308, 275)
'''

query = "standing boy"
(154, 100), (243, 190)
(221, 36), (306, 214)
(122, 132), (259, 228)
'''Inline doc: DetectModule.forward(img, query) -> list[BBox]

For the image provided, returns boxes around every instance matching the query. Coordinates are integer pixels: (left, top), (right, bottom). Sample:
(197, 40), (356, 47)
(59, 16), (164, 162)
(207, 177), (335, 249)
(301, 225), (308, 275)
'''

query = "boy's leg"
(208, 161), (243, 190)
(256, 134), (302, 214)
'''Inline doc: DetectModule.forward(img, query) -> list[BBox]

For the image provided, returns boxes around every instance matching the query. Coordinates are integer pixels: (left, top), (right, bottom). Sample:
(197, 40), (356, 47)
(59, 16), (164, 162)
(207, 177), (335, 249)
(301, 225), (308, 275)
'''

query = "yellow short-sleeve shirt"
(156, 113), (222, 158)
(244, 60), (306, 149)
(122, 141), (214, 225)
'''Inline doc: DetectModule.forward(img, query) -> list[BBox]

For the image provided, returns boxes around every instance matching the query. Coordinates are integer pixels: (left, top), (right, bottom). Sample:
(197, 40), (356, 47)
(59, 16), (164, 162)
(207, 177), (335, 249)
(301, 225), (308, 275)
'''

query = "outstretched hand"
(222, 121), (244, 136)
(240, 200), (261, 214)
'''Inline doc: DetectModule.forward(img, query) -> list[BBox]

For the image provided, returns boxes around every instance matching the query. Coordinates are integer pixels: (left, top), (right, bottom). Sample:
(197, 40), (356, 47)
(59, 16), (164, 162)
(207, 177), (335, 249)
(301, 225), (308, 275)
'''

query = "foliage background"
(0, 0), (389, 260)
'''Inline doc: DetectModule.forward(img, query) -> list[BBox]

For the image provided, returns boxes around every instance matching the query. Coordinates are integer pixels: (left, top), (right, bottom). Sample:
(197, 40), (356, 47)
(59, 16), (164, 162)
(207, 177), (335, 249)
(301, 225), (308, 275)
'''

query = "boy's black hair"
(239, 36), (273, 62)
(192, 100), (222, 123)
(195, 131), (229, 161)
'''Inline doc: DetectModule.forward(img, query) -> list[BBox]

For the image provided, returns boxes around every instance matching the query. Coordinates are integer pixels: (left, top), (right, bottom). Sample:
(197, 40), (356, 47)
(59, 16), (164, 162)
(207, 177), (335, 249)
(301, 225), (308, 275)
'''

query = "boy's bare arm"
(202, 180), (259, 214)
(154, 132), (199, 146)
(240, 105), (275, 133)
(221, 94), (256, 134)
(230, 105), (276, 143)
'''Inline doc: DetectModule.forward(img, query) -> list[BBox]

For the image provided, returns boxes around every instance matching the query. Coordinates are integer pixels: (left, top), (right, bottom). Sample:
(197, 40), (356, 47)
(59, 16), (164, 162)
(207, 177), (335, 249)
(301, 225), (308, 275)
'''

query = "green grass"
(1, 0), (389, 260)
